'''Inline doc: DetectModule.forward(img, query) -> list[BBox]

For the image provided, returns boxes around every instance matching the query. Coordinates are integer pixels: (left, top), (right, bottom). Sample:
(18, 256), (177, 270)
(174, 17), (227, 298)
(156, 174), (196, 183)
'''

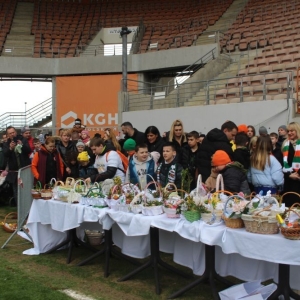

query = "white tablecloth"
(23, 200), (300, 289)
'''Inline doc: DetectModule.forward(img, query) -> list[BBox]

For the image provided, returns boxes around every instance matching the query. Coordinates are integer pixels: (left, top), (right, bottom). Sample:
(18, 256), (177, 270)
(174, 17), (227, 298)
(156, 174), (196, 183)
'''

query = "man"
(121, 121), (146, 145)
(3, 126), (31, 206)
(85, 137), (125, 184)
(277, 125), (288, 146)
(21, 126), (34, 154)
(197, 120), (238, 182)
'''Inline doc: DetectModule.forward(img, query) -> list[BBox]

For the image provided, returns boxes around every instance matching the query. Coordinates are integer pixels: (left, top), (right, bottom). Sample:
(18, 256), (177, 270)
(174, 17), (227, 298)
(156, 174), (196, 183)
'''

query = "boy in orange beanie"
(209, 150), (250, 194)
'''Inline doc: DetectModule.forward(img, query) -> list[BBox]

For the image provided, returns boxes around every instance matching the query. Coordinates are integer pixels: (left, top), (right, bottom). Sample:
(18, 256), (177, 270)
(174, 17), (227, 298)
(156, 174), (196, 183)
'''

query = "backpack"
(105, 150), (128, 173)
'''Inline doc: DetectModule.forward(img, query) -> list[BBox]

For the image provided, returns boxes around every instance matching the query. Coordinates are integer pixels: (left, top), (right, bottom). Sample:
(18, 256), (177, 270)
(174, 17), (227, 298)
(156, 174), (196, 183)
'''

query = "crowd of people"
(1, 117), (299, 208)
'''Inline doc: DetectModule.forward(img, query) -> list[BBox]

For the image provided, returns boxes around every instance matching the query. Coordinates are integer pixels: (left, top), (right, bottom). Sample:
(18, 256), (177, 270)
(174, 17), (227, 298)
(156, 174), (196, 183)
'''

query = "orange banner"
(56, 74), (137, 135)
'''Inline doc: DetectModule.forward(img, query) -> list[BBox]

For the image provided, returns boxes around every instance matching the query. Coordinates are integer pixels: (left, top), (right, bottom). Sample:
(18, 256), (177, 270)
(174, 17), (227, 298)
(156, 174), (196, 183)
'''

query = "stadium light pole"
(120, 27), (132, 92)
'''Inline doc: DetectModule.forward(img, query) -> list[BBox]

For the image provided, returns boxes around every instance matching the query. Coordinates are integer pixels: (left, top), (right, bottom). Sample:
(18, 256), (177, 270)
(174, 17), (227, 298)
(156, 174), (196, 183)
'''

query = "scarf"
(282, 139), (300, 172)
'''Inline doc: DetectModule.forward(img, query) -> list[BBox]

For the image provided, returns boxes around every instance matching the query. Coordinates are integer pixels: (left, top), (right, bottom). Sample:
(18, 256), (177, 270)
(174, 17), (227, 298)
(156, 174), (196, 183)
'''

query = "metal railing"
(0, 97), (52, 131)
(122, 71), (294, 111)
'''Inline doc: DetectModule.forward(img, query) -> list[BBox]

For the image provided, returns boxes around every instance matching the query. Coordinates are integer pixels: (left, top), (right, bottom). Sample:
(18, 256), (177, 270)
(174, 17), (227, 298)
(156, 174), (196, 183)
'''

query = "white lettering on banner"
(95, 113), (105, 125)
(84, 114), (94, 125)
(108, 27), (137, 34)
(108, 113), (118, 125)
(61, 111), (118, 127)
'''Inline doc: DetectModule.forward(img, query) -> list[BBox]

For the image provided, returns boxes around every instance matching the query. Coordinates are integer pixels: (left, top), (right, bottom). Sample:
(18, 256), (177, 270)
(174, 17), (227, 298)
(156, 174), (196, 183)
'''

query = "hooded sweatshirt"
(125, 154), (156, 190)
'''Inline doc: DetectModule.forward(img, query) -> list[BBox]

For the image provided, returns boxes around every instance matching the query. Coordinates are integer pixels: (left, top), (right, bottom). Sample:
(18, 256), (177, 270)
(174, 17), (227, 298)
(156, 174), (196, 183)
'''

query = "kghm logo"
(61, 111), (118, 127)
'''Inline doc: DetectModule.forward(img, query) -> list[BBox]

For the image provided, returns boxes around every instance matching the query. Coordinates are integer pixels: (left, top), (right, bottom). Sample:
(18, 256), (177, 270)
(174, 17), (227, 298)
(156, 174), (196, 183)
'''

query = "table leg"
(168, 245), (233, 300)
(77, 229), (141, 278)
(268, 264), (300, 300)
(118, 227), (191, 295)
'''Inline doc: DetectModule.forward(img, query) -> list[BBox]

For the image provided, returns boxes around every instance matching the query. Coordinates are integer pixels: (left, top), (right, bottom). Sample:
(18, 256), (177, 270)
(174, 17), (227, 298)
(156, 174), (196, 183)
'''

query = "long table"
(23, 199), (300, 293)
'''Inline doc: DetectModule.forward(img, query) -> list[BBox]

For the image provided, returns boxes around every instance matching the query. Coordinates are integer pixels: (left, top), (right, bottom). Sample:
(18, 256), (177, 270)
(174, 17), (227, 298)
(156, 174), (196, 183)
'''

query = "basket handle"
(65, 177), (75, 186)
(196, 174), (202, 197)
(253, 205), (272, 216)
(279, 192), (300, 205)
(212, 190), (234, 197)
(43, 184), (52, 190)
(224, 194), (249, 214)
(285, 202), (300, 219)
(176, 188), (188, 199)
(49, 178), (57, 187)
(215, 174), (224, 192)
(54, 180), (65, 187)
(164, 182), (177, 192)
(4, 212), (18, 223)
(74, 179), (87, 192)
(35, 181), (42, 190)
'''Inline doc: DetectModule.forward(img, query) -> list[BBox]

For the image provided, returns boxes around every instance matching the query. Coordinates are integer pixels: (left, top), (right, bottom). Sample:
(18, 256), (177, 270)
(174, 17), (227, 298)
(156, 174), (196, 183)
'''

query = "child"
(248, 136), (283, 195)
(125, 144), (157, 189)
(30, 138), (41, 160)
(211, 150), (250, 194)
(156, 142), (183, 189)
(77, 151), (98, 178)
(123, 138), (136, 159)
(270, 132), (283, 166)
(76, 139), (85, 153)
(182, 131), (201, 190)
(233, 132), (250, 170)
(31, 137), (64, 186)
(65, 151), (79, 178)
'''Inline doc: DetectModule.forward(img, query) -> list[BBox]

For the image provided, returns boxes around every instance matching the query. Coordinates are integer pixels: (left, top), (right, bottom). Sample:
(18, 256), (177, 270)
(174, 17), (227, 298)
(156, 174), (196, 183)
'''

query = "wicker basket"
(2, 212), (18, 233)
(280, 203), (300, 240)
(41, 184), (52, 200)
(242, 214), (278, 234)
(85, 230), (104, 246)
(183, 210), (201, 222)
(163, 206), (180, 218)
(222, 215), (244, 228)
(31, 181), (42, 199)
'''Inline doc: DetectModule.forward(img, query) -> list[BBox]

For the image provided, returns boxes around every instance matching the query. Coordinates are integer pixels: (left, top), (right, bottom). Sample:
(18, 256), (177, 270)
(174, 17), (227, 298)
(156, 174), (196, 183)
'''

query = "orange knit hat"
(238, 124), (248, 134)
(212, 150), (231, 166)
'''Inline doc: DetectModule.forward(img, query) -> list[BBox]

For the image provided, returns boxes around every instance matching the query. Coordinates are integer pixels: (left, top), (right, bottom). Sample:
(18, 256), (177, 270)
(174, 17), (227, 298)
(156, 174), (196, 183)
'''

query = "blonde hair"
(250, 136), (272, 171)
(60, 129), (71, 137)
(168, 119), (187, 143)
(287, 122), (300, 140)
(104, 128), (121, 151)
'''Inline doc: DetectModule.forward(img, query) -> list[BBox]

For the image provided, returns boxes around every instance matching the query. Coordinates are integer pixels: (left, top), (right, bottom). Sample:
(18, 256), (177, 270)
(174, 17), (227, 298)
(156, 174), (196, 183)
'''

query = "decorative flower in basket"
(122, 183), (140, 204)
(162, 183), (185, 218)
(179, 194), (210, 222)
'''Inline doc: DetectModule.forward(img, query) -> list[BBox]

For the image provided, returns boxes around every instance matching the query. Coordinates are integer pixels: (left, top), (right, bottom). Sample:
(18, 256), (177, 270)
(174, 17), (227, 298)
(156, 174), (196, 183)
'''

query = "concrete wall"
(122, 99), (297, 135)
(0, 44), (217, 76)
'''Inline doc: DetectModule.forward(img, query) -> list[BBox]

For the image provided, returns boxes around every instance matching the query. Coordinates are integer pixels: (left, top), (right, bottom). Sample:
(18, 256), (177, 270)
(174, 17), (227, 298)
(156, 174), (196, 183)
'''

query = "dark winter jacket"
(124, 128), (146, 145)
(272, 143), (283, 166)
(146, 136), (165, 160)
(197, 128), (234, 182)
(233, 147), (250, 170)
(163, 131), (188, 164)
(181, 144), (201, 190)
(220, 162), (250, 195)
(79, 161), (98, 178)
(3, 135), (31, 184)
(157, 159), (183, 189)
(56, 140), (78, 166)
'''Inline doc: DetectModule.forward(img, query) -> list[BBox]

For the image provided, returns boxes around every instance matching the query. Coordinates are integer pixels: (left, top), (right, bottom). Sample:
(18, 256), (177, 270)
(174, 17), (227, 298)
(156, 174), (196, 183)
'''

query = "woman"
(31, 137), (64, 186)
(164, 119), (187, 163)
(247, 136), (283, 195)
(145, 126), (165, 159)
(282, 122), (300, 207)
(247, 125), (256, 139)
(80, 130), (90, 146)
(103, 128), (121, 151)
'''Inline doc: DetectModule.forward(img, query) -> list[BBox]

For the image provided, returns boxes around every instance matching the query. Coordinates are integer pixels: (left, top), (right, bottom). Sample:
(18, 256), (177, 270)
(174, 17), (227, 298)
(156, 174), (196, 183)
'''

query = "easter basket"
(2, 212), (18, 233)
(31, 181), (42, 199)
(190, 174), (208, 205)
(280, 203), (300, 240)
(40, 184), (53, 200)
(53, 180), (72, 202)
(85, 230), (104, 246)
(183, 210), (201, 222)
(222, 194), (249, 229)
(163, 183), (185, 218)
(242, 207), (279, 235)
(141, 179), (163, 216)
